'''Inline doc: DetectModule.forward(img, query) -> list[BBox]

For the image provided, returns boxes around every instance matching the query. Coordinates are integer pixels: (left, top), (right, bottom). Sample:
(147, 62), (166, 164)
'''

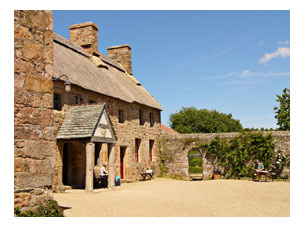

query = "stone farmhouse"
(53, 22), (162, 191)
(14, 10), (162, 210)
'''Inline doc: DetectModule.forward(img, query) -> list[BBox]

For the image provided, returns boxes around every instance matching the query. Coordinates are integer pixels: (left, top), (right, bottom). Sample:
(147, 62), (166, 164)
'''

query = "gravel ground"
(53, 178), (290, 217)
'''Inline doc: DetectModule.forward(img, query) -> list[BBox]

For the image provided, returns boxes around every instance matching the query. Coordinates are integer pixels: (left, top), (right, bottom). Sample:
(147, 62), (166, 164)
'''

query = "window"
(139, 109), (144, 125)
(118, 109), (124, 123)
(149, 112), (154, 127)
(53, 93), (62, 111)
(135, 138), (141, 162)
(149, 140), (154, 162)
(75, 94), (83, 104)
(89, 100), (96, 104)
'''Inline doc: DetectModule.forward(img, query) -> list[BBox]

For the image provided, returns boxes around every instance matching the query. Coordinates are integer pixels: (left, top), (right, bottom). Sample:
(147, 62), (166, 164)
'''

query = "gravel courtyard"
(53, 178), (290, 217)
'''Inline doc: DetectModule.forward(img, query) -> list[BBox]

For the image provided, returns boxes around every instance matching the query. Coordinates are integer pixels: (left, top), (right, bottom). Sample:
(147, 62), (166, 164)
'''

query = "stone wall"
(159, 131), (290, 180)
(14, 10), (55, 211)
(53, 82), (161, 188)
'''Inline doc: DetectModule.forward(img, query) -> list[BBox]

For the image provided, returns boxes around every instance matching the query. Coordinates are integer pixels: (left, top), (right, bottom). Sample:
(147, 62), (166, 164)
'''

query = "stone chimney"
(107, 44), (132, 75)
(69, 22), (99, 55)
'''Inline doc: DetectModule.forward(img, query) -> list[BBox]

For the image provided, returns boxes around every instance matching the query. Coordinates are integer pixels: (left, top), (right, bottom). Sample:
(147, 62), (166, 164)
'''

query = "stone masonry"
(107, 44), (132, 75)
(53, 82), (161, 189)
(160, 131), (290, 180)
(69, 22), (99, 55)
(14, 10), (55, 211)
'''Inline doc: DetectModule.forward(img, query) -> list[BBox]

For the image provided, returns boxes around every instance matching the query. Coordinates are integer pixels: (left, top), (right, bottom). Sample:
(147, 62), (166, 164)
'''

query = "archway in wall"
(188, 150), (203, 181)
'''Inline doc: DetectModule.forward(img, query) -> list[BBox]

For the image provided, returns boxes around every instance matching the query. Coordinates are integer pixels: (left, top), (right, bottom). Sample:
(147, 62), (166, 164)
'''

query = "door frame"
(120, 146), (126, 179)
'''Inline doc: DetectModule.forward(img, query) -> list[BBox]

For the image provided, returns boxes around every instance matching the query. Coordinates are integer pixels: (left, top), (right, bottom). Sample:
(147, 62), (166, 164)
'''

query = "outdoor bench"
(141, 171), (154, 181)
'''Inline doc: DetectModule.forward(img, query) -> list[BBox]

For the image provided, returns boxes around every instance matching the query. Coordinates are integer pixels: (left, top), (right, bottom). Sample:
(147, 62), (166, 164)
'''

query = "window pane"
(149, 140), (154, 162)
(53, 93), (61, 111)
(119, 109), (124, 123)
(135, 138), (141, 162)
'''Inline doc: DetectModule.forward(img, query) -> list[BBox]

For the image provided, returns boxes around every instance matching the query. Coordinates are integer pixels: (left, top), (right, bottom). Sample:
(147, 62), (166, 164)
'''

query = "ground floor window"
(149, 140), (154, 161)
(135, 138), (141, 162)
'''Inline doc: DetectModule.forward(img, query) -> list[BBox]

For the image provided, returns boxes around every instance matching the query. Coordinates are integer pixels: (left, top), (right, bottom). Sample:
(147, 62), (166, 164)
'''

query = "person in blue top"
(254, 159), (269, 182)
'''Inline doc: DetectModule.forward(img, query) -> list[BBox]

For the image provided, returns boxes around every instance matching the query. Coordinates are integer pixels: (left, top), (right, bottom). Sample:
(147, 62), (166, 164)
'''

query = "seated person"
(100, 162), (108, 177)
(254, 159), (268, 182)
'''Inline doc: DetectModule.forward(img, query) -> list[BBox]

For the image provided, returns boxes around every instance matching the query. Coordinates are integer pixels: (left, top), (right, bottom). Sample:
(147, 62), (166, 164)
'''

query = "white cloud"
(259, 47), (290, 64)
(278, 40), (290, 45)
(240, 69), (289, 77)
(240, 70), (256, 77)
(264, 72), (290, 76)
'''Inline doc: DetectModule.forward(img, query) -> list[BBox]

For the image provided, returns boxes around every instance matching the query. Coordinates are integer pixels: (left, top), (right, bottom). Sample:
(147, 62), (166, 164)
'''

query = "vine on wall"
(194, 132), (288, 179)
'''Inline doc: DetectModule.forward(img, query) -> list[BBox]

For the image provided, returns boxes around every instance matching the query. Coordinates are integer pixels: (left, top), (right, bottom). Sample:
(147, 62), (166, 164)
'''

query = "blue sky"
(53, 10), (290, 129)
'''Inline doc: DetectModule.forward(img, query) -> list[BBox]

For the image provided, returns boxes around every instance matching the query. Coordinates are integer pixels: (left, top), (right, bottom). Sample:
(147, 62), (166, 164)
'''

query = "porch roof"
(56, 104), (115, 141)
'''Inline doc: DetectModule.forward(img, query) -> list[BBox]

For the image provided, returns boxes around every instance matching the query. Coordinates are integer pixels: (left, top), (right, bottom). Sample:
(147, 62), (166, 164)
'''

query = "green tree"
(274, 88), (290, 130)
(169, 107), (243, 133)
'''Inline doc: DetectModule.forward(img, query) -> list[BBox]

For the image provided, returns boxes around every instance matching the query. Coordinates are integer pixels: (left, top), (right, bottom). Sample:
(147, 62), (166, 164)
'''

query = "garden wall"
(159, 131), (290, 180)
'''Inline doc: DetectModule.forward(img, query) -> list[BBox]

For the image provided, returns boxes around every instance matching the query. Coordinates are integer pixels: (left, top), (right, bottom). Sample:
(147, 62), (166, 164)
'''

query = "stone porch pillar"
(108, 143), (115, 188)
(85, 142), (95, 192)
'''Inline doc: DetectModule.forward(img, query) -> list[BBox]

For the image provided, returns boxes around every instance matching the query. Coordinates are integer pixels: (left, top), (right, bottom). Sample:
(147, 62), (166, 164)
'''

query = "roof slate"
(56, 105), (105, 139)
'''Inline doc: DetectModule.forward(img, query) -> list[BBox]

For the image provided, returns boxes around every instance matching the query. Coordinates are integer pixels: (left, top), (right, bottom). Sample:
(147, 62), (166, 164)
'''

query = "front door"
(120, 147), (126, 179)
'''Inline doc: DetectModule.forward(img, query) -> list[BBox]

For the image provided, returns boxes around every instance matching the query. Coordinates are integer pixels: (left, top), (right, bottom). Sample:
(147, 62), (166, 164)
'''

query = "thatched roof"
(53, 33), (162, 110)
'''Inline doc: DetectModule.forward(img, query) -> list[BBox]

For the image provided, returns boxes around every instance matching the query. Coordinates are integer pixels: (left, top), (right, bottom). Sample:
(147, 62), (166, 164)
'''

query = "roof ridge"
(53, 32), (89, 58)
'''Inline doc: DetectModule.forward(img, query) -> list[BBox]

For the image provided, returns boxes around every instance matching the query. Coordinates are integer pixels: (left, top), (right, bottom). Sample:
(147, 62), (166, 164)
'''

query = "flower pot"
(214, 174), (221, 179)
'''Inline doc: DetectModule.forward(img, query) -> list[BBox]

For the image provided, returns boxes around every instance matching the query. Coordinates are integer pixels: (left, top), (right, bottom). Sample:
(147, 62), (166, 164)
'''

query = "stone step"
(120, 179), (134, 183)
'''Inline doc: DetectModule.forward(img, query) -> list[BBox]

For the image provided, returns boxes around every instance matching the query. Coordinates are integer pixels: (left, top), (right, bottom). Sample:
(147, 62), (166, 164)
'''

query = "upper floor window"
(75, 94), (83, 104)
(150, 112), (154, 127)
(118, 109), (124, 123)
(139, 109), (144, 125)
(53, 93), (62, 111)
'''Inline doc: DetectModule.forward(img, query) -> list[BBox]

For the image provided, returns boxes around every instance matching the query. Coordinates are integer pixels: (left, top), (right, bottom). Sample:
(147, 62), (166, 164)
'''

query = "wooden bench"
(141, 172), (154, 181)
(253, 170), (276, 182)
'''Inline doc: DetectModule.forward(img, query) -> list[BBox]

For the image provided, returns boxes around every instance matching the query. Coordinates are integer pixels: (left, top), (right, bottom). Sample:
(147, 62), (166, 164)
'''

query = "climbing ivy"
(195, 132), (283, 179)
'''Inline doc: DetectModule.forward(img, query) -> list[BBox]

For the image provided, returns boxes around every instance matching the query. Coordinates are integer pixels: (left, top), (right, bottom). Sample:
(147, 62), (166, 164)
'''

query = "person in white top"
(100, 162), (108, 177)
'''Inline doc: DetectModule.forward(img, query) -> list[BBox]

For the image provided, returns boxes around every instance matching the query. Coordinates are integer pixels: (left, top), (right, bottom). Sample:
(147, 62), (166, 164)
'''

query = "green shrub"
(189, 167), (202, 174)
(15, 200), (64, 217)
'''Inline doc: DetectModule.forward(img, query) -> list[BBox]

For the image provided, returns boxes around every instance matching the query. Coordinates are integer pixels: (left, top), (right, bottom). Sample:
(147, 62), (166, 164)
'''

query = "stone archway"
(185, 146), (216, 180)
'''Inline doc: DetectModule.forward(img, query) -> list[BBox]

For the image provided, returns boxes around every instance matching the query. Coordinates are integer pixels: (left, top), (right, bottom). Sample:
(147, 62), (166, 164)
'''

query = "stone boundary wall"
(159, 131), (290, 180)
(14, 10), (55, 211)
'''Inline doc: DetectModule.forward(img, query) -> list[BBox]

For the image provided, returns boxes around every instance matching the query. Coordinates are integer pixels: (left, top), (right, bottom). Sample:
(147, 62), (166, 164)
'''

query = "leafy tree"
(169, 107), (243, 133)
(274, 88), (290, 130)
